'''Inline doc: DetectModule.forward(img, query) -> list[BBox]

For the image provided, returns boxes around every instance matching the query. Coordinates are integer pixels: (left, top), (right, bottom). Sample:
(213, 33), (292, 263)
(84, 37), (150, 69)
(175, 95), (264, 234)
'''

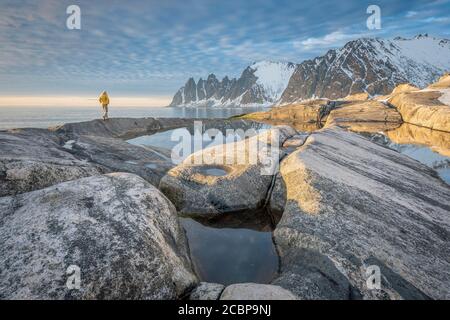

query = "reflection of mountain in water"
(386, 123), (450, 158)
(363, 131), (450, 185)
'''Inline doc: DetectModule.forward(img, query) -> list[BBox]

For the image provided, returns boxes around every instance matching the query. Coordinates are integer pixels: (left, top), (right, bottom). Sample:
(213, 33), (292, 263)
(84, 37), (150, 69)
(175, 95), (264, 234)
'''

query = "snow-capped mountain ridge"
(169, 61), (296, 107)
(279, 34), (450, 104)
(170, 35), (450, 107)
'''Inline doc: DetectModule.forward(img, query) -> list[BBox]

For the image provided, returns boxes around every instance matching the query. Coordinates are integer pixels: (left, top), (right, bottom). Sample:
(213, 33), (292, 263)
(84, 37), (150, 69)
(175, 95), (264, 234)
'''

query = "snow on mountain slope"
(279, 34), (450, 104)
(390, 35), (450, 87)
(169, 61), (296, 107)
(251, 61), (296, 102)
(397, 35), (450, 70)
(170, 34), (450, 107)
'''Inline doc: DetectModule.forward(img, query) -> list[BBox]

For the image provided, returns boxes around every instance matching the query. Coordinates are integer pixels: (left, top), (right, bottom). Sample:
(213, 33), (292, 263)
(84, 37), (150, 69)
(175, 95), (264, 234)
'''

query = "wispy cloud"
(0, 0), (449, 96)
(405, 11), (418, 18)
(294, 31), (366, 51)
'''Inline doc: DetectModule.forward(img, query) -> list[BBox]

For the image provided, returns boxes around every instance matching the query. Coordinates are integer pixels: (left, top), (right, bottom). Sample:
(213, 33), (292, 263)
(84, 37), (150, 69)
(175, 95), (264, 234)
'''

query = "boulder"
(325, 100), (402, 133)
(159, 126), (296, 217)
(1, 118), (235, 196)
(220, 283), (298, 300)
(189, 282), (225, 300)
(241, 99), (338, 125)
(271, 127), (450, 299)
(53, 117), (192, 140)
(388, 83), (450, 132)
(0, 173), (197, 299)
(0, 129), (105, 196)
(67, 135), (174, 186)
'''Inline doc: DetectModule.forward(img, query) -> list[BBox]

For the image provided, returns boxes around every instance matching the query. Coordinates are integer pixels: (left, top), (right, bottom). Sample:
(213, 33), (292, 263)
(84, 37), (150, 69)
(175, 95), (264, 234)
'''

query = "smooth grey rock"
(189, 282), (225, 300)
(53, 117), (192, 140)
(159, 126), (297, 217)
(0, 173), (197, 299)
(282, 134), (309, 148)
(0, 118), (218, 196)
(220, 283), (298, 300)
(272, 126), (450, 299)
(67, 135), (174, 186)
(0, 129), (105, 196)
(268, 172), (287, 214)
(55, 118), (264, 187)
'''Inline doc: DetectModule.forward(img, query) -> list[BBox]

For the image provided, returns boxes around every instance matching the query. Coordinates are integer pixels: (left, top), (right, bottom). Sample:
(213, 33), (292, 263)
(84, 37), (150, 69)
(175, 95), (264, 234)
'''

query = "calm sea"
(0, 106), (267, 130)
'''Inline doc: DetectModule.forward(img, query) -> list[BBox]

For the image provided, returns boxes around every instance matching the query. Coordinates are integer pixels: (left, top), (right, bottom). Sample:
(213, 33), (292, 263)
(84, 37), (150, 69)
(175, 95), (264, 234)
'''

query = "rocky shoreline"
(1, 76), (450, 300)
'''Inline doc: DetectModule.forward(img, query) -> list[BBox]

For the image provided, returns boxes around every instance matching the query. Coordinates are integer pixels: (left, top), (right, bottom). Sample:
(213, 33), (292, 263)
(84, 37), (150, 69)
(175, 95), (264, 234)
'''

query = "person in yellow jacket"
(98, 91), (110, 120)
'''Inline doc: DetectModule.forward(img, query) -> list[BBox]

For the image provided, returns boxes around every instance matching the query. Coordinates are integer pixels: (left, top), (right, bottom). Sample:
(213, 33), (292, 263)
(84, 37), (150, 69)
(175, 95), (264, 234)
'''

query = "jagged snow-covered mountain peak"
(170, 34), (450, 107)
(169, 60), (296, 107)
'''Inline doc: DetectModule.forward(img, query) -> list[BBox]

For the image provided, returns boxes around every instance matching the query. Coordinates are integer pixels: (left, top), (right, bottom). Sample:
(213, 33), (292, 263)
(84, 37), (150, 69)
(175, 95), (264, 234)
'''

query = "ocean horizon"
(0, 106), (267, 130)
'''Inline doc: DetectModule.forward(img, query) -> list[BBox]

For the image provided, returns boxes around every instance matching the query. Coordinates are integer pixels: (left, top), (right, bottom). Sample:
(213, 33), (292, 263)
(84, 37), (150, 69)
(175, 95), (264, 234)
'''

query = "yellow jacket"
(99, 91), (110, 105)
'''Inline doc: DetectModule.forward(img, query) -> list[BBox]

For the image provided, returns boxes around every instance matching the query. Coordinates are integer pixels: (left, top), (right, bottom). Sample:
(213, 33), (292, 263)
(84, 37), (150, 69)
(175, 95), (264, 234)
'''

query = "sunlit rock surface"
(271, 127), (450, 299)
(391, 83), (420, 95)
(282, 133), (309, 148)
(241, 99), (335, 124)
(338, 92), (369, 101)
(0, 173), (197, 299)
(428, 73), (450, 90)
(325, 100), (402, 132)
(159, 126), (296, 217)
(242, 98), (402, 134)
(388, 78), (450, 133)
(220, 283), (298, 300)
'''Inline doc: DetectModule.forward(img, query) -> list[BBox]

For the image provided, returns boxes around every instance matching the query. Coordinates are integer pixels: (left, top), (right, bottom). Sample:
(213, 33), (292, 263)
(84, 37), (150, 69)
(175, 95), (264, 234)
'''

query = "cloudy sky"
(1, 0), (449, 102)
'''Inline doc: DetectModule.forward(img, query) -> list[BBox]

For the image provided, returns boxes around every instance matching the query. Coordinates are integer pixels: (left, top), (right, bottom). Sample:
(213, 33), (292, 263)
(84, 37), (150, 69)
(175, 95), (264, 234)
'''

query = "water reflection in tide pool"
(180, 210), (280, 285)
(127, 121), (272, 163)
(364, 132), (450, 185)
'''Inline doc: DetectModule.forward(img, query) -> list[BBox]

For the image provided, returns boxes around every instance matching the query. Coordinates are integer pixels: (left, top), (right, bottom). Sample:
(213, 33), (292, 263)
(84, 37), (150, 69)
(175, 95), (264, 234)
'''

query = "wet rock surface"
(0, 173), (197, 299)
(271, 127), (450, 299)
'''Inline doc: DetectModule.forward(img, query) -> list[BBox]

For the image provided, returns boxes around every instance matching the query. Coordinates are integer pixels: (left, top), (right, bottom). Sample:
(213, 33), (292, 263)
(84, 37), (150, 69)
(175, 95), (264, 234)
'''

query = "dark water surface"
(180, 209), (280, 285)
